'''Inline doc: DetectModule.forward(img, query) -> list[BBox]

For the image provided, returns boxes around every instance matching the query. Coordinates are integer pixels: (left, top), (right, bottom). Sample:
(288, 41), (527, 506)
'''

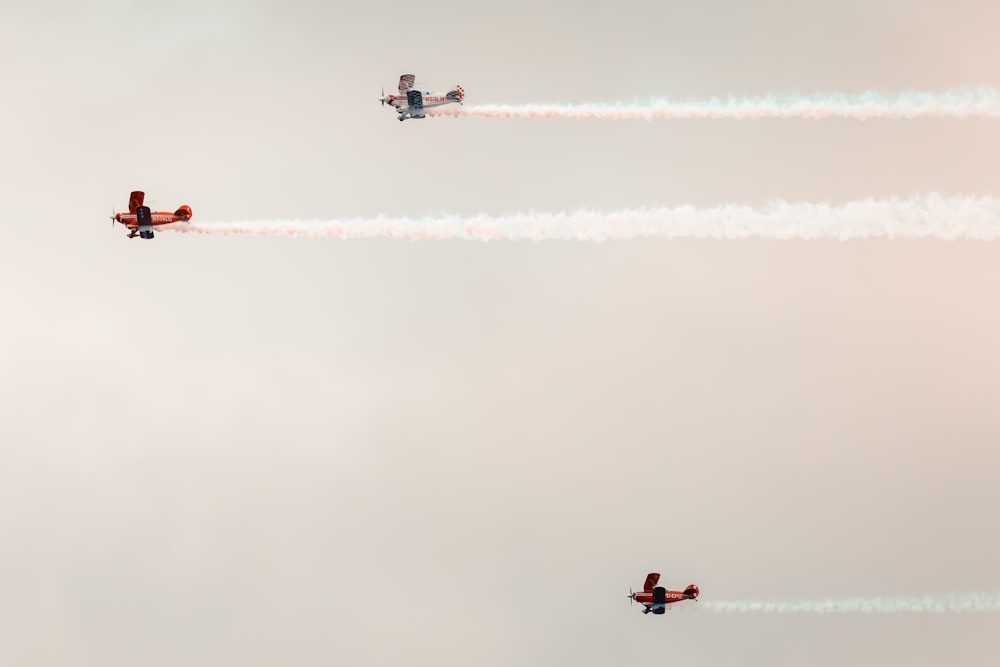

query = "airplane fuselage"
(115, 211), (190, 228)
(631, 589), (698, 606)
(386, 91), (461, 120)
(387, 93), (454, 107)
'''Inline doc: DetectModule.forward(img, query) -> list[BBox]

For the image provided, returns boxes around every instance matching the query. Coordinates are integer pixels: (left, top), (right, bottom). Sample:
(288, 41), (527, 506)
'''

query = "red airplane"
(628, 573), (699, 614)
(111, 190), (192, 239)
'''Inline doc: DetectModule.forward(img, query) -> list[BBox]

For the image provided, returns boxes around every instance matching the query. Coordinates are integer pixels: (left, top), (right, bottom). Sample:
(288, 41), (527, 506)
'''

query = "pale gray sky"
(1, 1), (999, 665)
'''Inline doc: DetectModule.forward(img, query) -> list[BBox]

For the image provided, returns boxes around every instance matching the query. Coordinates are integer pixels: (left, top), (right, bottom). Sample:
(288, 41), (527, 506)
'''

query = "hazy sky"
(2, 1), (999, 665)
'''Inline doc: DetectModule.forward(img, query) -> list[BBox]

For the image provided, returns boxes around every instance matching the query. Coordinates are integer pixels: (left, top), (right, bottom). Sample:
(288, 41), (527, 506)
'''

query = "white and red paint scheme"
(380, 73), (464, 121)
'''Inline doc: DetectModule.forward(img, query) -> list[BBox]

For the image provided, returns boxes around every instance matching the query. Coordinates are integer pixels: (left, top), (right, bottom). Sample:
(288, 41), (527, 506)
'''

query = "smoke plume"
(170, 195), (1000, 241)
(702, 593), (1000, 614)
(428, 86), (1000, 120)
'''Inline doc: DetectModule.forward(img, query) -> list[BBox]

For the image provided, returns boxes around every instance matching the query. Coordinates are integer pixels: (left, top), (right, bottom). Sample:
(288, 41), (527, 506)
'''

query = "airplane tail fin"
(683, 585), (700, 599)
(174, 205), (193, 220)
(447, 84), (465, 102)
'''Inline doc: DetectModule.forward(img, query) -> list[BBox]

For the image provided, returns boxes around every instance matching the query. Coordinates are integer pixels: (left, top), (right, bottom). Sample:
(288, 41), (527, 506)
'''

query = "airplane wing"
(398, 74), (416, 93)
(128, 190), (145, 214)
(136, 205), (153, 237)
(643, 573), (661, 592)
(406, 89), (425, 118)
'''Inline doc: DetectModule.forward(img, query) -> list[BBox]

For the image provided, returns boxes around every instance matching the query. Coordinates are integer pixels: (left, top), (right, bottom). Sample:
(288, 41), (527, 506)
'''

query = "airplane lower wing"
(136, 205), (154, 239)
(406, 89), (425, 119)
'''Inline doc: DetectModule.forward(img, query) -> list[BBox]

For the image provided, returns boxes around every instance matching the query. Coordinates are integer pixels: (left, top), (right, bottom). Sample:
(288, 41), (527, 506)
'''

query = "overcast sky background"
(2, 1), (999, 665)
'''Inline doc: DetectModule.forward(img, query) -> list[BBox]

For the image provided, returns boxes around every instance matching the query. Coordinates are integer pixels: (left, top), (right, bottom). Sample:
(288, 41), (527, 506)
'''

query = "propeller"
(380, 86), (386, 106)
(110, 207), (116, 227)
(627, 588), (634, 604)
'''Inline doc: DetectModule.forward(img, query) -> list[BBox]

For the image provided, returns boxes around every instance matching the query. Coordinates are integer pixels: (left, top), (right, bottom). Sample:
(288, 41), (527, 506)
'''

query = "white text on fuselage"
(392, 96), (452, 104)
(120, 215), (185, 224)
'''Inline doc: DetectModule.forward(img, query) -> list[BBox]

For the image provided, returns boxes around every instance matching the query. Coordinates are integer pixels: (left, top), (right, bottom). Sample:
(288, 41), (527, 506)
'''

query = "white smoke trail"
(428, 86), (1000, 120)
(168, 195), (1000, 241)
(702, 593), (1000, 614)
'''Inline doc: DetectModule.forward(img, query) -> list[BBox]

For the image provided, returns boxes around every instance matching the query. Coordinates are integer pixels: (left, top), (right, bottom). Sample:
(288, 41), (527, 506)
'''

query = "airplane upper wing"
(643, 573), (661, 592)
(398, 74), (415, 93)
(128, 190), (145, 214)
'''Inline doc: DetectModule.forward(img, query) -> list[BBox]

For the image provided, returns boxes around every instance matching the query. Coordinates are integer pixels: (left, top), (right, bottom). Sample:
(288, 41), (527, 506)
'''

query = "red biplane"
(628, 573), (699, 614)
(111, 190), (192, 239)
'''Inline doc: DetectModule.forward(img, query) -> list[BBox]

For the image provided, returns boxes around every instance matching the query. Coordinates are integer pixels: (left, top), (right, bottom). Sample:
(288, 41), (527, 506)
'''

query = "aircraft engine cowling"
(174, 205), (193, 220)
(683, 585), (700, 599)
